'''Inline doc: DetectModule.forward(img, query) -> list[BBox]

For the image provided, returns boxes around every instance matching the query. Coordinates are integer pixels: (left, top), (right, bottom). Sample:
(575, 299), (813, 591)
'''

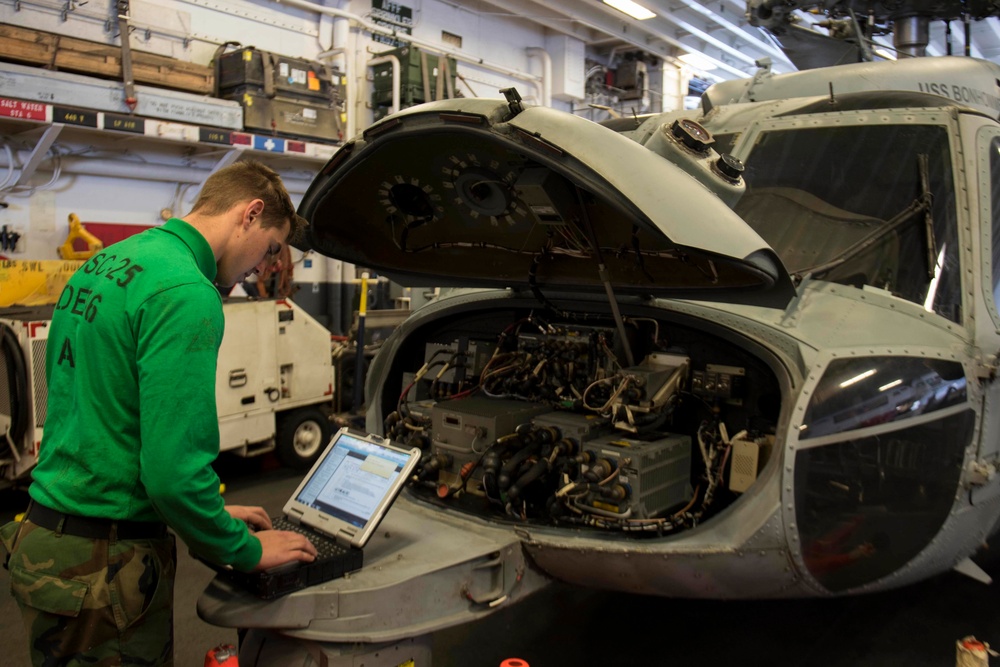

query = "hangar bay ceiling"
(473, 0), (1000, 79)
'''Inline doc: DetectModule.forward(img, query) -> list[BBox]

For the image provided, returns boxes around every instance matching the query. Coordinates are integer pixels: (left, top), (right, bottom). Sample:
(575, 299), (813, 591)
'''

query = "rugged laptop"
(212, 427), (420, 599)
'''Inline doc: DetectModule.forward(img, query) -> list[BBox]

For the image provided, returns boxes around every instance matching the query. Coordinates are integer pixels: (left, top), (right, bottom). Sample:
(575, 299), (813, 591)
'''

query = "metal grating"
(732, 450), (755, 478)
(638, 440), (692, 516)
(32, 339), (47, 427)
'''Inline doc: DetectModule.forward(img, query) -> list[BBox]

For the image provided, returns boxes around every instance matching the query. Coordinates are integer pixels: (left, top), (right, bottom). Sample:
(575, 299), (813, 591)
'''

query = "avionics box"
(585, 433), (692, 518)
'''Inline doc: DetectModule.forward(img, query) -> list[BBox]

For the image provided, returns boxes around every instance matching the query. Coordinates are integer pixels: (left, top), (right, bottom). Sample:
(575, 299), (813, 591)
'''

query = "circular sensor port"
(454, 168), (512, 216)
(389, 182), (435, 221)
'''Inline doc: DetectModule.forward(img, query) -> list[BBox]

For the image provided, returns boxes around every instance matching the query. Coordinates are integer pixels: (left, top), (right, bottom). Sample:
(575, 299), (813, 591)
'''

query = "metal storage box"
(237, 90), (344, 142)
(217, 47), (342, 104)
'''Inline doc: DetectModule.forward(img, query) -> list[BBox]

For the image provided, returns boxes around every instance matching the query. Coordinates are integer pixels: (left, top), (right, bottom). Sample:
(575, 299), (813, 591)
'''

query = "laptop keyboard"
(272, 516), (349, 559)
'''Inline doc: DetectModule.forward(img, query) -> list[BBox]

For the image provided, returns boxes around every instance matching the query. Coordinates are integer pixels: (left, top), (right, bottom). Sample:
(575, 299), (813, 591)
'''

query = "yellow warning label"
(396, 660), (416, 667)
(592, 501), (621, 513)
(0, 260), (83, 307)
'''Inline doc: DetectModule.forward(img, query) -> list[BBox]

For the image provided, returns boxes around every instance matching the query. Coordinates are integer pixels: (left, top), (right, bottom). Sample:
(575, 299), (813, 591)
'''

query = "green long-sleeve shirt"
(30, 218), (262, 572)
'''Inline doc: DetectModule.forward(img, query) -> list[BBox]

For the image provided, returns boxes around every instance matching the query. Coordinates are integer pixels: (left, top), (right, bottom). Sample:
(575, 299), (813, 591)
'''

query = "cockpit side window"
(989, 137), (1000, 314)
(735, 124), (961, 323)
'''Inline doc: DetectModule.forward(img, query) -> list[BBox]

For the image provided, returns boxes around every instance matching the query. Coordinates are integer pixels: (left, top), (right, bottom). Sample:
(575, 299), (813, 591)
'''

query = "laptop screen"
(294, 432), (414, 528)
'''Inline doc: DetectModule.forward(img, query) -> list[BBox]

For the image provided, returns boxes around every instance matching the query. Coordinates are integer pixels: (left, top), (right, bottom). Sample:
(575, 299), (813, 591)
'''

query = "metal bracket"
(501, 87), (524, 118)
(12, 124), (64, 190)
(117, 0), (138, 112)
(462, 553), (507, 605)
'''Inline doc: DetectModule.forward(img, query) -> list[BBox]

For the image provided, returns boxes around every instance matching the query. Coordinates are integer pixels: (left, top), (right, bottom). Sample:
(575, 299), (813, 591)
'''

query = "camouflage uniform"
(2, 517), (176, 666)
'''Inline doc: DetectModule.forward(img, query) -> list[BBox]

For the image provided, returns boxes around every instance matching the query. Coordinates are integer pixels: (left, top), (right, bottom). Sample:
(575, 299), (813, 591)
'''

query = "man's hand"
(225, 504), (273, 531)
(253, 530), (319, 571)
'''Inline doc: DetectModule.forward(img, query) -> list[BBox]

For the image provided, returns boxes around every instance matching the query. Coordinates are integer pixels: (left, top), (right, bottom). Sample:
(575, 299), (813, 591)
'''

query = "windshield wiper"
(794, 154), (936, 283)
(917, 154), (938, 280)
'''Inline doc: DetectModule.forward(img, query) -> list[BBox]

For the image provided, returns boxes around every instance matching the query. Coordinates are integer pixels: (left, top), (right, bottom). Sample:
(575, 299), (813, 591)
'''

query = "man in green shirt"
(1, 160), (319, 665)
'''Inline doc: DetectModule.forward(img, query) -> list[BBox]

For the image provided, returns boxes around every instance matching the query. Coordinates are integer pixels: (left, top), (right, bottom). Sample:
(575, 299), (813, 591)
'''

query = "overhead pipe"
(0, 153), (313, 194)
(317, 14), (354, 137)
(318, 47), (353, 138)
(607, 45), (633, 69)
(366, 54), (402, 115)
(637, 60), (650, 111)
(525, 47), (552, 108)
(272, 0), (542, 89)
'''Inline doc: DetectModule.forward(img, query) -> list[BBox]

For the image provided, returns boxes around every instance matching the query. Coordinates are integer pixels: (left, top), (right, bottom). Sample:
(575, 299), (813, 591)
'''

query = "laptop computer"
(211, 427), (420, 599)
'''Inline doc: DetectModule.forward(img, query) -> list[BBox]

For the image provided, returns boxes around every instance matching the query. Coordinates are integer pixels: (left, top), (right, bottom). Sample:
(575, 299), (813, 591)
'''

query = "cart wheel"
(276, 407), (331, 469)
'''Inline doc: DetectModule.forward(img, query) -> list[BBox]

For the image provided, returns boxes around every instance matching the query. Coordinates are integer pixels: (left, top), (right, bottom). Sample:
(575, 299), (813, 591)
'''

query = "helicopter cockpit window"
(794, 408), (972, 592)
(794, 355), (970, 592)
(735, 124), (961, 323)
(799, 356), (967, 440)
(989, 137), (1000, 314)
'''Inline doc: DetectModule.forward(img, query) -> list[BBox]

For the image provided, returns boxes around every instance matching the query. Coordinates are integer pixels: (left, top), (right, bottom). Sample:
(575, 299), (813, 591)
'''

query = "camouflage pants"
(1, 518), (176, 666)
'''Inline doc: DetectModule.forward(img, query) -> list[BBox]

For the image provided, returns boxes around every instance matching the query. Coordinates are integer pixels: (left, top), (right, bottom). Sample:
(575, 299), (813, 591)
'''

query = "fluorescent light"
(603, 0), (656, 20)
(879, 379), (902, 392)
(840, 369), (876, 388)
(678, 52), (718, 71)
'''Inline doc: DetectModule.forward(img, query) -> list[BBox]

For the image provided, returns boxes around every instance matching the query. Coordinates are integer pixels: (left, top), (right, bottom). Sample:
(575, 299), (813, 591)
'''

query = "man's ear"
(241, 199), (266, 228)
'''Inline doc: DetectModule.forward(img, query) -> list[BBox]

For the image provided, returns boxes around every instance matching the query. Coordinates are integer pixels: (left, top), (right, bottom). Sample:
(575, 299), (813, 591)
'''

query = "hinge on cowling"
(975, 352), (998, 380)
(966, 459), (999, 487)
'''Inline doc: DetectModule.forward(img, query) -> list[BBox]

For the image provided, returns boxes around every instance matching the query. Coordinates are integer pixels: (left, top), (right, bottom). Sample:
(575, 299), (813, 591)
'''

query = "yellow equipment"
(0, 259), (83, 306)
(58, 213), (103, 260)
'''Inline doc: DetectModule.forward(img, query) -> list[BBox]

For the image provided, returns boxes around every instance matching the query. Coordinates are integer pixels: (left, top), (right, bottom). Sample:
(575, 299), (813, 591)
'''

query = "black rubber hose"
(498, 441), (540, 491)
(0, 323), (28, 445)
(506, 456), (550, 500)
(420, 452), (452, 481)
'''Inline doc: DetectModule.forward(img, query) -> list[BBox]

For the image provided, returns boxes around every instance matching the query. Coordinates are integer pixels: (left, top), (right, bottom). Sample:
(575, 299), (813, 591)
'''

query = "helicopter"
(198, 52), (1000, 664)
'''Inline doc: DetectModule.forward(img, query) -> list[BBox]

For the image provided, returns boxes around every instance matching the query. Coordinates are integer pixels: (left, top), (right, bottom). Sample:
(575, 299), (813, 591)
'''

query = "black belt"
(27, 502), (168, 540)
